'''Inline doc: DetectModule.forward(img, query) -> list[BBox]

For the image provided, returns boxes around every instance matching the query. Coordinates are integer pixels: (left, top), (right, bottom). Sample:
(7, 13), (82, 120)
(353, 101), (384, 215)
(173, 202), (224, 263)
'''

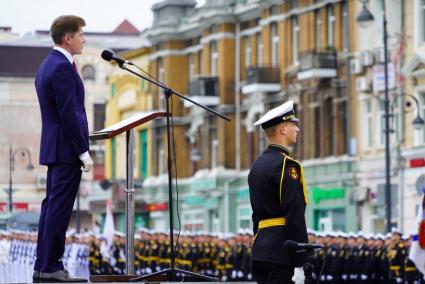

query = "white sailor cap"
(391, 227), (402, 235)
(254, 100), (299, 129)
(114, 231), (125, 238)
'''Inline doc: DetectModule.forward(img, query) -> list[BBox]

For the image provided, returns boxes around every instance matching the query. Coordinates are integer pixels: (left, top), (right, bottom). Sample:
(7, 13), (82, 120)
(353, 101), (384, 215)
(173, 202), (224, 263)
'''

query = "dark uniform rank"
(404, 254), (420, 284)
(249, 143), (308, 268)
(388, 241), (407, 283)
(88, 242), (101, 275)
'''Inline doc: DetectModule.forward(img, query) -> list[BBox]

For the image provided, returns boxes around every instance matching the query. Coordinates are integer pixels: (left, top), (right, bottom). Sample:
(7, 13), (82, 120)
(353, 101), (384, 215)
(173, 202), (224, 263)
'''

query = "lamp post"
(9, 145), (34, 212)
(357, 1), (425, 232)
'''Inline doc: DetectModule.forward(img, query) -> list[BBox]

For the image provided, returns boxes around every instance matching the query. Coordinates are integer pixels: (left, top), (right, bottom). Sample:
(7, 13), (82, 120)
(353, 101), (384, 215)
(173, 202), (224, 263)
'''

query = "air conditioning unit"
(36, 174), (47, 189)
(356, 77), (371, 92)
(375, 48), (390, 64)
(350, 58), (364, 75)
(361, 51), (374, 66)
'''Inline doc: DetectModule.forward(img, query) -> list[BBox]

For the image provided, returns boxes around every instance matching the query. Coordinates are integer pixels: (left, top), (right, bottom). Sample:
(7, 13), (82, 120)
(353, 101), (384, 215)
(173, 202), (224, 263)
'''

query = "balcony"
(242, 67), (281, 94)
(297, 50), (337, 80)
(185, 75), (219, 107)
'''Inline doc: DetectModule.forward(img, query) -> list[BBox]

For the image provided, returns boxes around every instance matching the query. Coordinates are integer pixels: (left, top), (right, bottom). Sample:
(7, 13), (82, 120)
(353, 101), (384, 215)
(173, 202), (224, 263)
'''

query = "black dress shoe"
(33, 270), (40, 283)
(39, 270), (87, 283)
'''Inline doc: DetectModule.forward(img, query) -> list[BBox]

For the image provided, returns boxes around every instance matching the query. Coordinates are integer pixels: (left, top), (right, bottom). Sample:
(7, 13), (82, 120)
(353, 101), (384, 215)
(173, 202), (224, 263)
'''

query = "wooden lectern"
(89, 111), (167, 282)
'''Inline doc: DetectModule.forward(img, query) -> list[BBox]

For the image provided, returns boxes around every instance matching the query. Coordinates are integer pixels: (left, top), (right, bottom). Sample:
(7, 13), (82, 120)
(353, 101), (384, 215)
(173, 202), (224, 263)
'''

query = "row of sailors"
(307, 228), (422, 283)
(0, 228), (254, 283)
(0, 230), (91, 283)
(1, 227), (424, 283)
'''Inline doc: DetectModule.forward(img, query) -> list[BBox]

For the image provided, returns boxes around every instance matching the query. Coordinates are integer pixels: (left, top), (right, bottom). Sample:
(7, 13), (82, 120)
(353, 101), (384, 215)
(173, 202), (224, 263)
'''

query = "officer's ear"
(280, 122), (288, 135)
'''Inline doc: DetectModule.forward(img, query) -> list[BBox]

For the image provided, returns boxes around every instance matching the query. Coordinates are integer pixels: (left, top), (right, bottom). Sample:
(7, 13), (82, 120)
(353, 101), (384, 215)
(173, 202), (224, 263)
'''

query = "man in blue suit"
(33, 15), (93, 283)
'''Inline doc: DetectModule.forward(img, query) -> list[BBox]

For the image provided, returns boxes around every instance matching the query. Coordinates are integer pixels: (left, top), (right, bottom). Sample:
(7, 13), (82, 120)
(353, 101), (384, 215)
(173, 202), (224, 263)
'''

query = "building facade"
(116, 0), (360, 233)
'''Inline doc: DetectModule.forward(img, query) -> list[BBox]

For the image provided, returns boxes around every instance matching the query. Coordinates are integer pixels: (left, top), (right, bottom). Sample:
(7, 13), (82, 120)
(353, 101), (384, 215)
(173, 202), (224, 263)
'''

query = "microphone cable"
(170, 94), (183, 264)
(127, 60), (183, 267)
(129, 62), (167, 90)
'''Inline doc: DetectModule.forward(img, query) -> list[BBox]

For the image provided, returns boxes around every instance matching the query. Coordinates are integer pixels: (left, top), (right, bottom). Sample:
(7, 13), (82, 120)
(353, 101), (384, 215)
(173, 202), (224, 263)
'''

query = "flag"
(103, 199), (115, 248)
(409, 192), (425, 274)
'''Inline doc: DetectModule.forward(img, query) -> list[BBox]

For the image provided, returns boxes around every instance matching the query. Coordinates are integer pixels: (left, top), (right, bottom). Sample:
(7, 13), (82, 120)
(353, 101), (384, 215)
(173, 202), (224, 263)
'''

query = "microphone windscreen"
(282, 240), (298, 252)
(101, 50), (113, 61)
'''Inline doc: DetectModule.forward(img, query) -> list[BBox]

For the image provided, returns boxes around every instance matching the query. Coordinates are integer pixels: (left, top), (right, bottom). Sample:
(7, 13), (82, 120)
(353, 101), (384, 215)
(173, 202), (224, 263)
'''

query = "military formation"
(88, 228), (254, 281)
(307, 228), (423, 283)
(0, 227), (424, 283)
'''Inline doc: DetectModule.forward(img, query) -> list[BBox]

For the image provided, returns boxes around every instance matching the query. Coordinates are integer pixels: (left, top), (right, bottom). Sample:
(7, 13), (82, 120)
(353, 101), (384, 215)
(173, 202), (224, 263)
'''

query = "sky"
(0, 0), (203, 36)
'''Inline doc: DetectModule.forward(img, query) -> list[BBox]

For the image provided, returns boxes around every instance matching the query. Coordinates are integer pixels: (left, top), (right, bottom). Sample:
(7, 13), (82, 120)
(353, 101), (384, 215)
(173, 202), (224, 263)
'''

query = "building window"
(199, 50), (203, 75)
(245, 36), (251, 67)
(364, 99), (372, 148)
(292, 16), (300, 65)
(139, 130), (148, 178)
(377, 100), (385, 147)
(210, 24), (218, 34)
(269, 5), (278, 15)
(188, 54), (195, 81)
(271, 22), (279, 67)
(314, 106), (321, 158)
(237, 205), (253, 230)
(316, 10), (322, 50)
(327, 5), (335, 47)
(82, 64), (96, 81)
(93, 103), (105, 131)
(209, 116), (218, 168)
(111, 137), (116, 178)
(210, 41), (218, 75)
(326, 98), (334, 156)
(182, 208), (204, 232)
(341, 100), (348, 154)
(422, 0), (425, 42)
(111, 83), (116, 98)
(256, 33), (263, 66)
(158, 58), (165, 110)
(156, 129), (164, 175)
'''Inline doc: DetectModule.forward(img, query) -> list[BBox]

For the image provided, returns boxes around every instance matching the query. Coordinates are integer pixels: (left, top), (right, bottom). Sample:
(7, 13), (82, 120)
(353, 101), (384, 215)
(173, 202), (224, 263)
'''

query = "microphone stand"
(115, 62), (230, 282)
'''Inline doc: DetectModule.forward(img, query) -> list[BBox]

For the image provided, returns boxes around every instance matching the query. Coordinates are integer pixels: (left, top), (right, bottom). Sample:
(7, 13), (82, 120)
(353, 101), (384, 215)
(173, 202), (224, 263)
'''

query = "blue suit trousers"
(34, 163), (81, 273)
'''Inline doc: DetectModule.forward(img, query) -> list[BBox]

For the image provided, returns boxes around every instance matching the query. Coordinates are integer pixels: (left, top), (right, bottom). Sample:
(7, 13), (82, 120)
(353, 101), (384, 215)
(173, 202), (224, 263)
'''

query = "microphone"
(283, 240), (323, 252)
(101, 50), (131, 65)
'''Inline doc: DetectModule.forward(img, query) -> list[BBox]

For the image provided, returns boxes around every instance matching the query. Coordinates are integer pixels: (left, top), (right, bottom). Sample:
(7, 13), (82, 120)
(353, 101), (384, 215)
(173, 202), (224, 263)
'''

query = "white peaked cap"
(254, 100), (299, 129)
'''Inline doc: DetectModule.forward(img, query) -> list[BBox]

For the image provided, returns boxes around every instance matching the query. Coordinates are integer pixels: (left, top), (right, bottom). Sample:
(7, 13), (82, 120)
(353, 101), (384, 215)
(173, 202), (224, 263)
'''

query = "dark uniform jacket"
(248, 143), (308, 267)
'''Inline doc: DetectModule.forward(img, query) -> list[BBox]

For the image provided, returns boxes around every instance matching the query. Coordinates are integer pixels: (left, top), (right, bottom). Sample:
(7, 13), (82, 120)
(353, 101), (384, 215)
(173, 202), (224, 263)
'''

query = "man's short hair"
(263, 123), (279, 139)
(50, 15), (86, 44)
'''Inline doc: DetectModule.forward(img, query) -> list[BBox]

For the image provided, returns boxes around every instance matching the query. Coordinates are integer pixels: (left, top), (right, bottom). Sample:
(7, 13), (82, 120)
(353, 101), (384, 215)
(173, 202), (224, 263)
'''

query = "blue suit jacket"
(35, 49), (89, 165)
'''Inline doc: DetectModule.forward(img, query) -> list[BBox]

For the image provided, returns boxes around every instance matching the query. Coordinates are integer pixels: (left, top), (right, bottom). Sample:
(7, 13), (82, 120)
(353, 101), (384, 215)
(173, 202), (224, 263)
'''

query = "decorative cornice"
(149, 32), (235, 60)
(200, 32), (235, 45)
(149, 44), (202, 60)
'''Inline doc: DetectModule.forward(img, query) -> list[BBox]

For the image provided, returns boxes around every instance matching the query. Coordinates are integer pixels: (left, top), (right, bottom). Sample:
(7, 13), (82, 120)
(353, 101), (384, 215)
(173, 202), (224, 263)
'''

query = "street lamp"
(9, 145), (34, 212)
(357, 1), (425, 232)
(390, 93), (425, 131)
(357, 0), (391, 233)
(356, 0), (374, 28)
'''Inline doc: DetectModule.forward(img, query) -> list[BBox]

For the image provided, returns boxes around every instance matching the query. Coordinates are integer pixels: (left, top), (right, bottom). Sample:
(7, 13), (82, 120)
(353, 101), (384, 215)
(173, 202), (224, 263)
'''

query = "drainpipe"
(235, 21), (241, 171)
(343, 0), (351, 155)
(397, 0), (406, 231)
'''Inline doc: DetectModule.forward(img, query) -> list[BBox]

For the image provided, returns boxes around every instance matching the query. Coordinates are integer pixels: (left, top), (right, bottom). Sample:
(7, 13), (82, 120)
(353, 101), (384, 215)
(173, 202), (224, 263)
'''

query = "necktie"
(72, 61), (77, 72)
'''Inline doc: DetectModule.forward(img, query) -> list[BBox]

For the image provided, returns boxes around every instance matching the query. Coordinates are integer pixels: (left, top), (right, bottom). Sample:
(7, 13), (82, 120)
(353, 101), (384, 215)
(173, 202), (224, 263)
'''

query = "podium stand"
(89, 111), (167, 282)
